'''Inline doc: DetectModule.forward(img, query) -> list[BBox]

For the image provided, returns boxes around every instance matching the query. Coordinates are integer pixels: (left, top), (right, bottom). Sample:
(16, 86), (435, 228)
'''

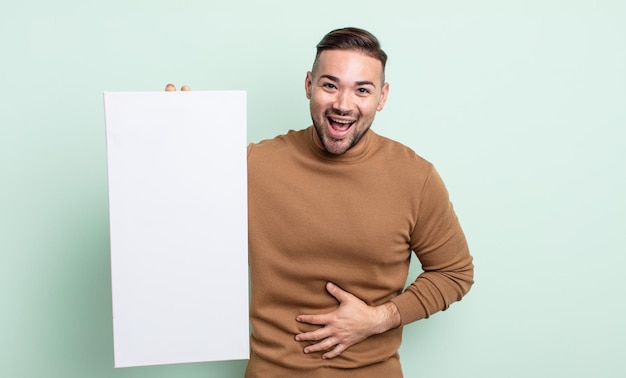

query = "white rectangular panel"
(104, 91), (249, 368)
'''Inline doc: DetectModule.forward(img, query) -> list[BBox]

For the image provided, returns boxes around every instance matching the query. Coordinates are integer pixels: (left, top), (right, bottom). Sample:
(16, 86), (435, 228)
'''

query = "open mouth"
(327, 117), (356, 138)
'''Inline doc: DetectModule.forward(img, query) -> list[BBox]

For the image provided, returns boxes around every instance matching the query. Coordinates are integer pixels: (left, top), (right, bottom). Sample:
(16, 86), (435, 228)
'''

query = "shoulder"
(248, 129), (306, 157)
(247, 128), (312, 174)
(370, 131), (434, 175)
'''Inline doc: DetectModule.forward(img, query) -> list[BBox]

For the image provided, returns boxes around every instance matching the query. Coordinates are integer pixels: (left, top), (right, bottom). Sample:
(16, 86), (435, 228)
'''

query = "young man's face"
(305, 49), (389, 155)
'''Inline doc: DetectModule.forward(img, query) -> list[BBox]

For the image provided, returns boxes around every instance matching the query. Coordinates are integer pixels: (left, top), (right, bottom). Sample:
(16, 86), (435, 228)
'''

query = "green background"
(1, 1), (625, 377)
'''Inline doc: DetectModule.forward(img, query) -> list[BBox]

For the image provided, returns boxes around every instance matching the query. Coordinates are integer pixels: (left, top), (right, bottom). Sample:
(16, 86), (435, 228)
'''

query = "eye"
(322, 82), (337, 90)
(357, 88), (371, 95)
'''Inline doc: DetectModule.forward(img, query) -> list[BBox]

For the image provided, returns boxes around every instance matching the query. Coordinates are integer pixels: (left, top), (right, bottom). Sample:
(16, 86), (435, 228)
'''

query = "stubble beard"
(312, 114), (372, 155)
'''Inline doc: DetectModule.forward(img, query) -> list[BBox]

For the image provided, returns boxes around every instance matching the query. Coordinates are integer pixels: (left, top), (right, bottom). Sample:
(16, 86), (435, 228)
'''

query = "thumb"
(326, 282), (351, 303)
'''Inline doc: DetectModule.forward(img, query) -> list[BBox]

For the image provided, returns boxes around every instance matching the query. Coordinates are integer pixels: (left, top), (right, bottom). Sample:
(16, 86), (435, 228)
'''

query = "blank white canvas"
(104, 91), (249, 368)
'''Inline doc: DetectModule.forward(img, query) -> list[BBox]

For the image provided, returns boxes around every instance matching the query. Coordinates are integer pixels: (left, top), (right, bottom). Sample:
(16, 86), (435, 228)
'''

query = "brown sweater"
(246, 127), (474, 377)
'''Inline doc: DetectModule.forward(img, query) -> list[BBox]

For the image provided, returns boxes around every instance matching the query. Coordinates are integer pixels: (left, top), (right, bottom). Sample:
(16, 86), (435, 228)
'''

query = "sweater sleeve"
(390, 165), (474, 325)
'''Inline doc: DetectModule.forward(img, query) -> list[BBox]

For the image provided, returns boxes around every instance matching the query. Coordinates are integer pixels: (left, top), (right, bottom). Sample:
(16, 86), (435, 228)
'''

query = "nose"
(332, 90), (353, 114)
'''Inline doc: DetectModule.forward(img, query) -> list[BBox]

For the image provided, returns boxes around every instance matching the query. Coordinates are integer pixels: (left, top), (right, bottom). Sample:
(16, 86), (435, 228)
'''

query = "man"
(170, 27), (473, 377)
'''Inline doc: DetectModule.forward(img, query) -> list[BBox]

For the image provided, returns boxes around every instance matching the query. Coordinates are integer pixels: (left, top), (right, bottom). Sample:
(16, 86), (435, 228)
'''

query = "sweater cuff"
(390, 292), (428, 326)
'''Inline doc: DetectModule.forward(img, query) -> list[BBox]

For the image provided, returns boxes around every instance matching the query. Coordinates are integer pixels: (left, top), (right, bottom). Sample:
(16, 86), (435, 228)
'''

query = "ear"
(377, 82), (390, 111)
(305, 71), (313, 99)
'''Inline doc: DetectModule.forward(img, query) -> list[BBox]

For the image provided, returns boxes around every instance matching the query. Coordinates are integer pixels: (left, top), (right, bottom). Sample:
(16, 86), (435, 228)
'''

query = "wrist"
(375, 302), (401, 334)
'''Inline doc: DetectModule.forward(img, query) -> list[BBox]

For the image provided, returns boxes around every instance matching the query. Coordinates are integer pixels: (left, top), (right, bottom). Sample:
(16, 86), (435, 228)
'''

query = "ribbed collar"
(306, 125), (375, 163)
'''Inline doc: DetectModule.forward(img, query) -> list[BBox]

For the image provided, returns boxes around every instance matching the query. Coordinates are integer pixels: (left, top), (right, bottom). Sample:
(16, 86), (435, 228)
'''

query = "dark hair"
(312, 27), (388, 74)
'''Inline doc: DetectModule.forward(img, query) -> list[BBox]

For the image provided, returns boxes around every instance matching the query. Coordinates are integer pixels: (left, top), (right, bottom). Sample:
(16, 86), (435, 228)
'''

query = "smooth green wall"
(1, 1), (625, 377)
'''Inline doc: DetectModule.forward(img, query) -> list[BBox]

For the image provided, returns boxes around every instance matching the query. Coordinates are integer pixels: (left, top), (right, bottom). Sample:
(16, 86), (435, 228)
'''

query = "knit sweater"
(245, 126), (474, 377)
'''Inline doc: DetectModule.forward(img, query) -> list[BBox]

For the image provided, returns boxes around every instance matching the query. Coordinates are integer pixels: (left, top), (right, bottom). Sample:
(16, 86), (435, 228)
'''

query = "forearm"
(374, 301), (402, 334)
(391, 255), (474, 325)
(397, 165), (475, 325)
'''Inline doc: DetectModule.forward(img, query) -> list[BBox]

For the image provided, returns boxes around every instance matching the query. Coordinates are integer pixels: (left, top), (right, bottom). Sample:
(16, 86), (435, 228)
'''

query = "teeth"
(330, 118), (353, 124)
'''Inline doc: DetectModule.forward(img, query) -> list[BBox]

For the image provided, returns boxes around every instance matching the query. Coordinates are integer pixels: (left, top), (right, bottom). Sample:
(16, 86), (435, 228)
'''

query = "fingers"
(164, 83), (191, 91)
(322, 343), (347, 360)
(304, 337), (335, 354)
(296, 334), (348, 359)
(296, 313), (328, 326)
(295, 325), (329, 342)
(295, 283), (366, 359)
(295, 317), (346, 358)
(325, 281), (352, 303)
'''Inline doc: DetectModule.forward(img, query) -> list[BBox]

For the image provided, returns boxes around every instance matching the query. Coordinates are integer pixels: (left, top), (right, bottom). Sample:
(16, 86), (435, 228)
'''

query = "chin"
(322, 137), (353, 155)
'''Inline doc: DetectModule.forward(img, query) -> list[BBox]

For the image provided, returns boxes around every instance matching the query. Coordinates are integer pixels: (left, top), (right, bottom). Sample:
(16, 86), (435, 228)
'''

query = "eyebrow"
(319, 74), (377, 88)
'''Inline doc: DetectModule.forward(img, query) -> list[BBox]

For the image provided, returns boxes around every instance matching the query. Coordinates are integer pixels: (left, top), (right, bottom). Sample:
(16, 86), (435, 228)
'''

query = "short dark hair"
(312, 27), (388, 77)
